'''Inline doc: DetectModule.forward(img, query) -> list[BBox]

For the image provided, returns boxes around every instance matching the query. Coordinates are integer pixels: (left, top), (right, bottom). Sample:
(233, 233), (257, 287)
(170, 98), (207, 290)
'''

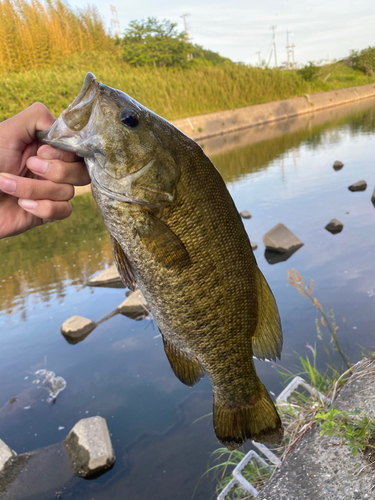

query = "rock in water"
(325, 219), (343, 234)
(348, 180), (367, 192)
(250, 241), (258, 250)
(240, 210), (252, 219)
(118, 289), (148, 320)
(61, 316), (96, 344)
(64, 416), (115, 477)
(333, 160), (344, 170)
(0, 439), (15, 473)
(371, 187), (375, 203)
(263, 223), (304, 253)
(87, 264), (124, 288)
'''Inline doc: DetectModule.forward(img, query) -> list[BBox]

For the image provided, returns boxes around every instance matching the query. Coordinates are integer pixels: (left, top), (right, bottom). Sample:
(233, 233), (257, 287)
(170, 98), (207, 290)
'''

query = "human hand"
(0, 102), (90, 239)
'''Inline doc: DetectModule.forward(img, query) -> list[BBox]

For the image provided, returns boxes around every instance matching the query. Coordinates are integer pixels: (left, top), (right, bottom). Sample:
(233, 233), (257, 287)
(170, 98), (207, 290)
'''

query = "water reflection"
(208, 97), (375, 184)
(1, 96), (375, 500)
(2, 98), (375, 317)
(0, 195), (112, 317)
(264, 248), (301, 264)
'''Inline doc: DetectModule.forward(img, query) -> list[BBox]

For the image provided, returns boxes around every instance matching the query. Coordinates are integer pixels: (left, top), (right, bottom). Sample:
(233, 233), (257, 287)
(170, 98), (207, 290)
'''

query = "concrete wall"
(202, 95), (375, 158)
(74, 84), (375, 197)
(171, 83), (375, 141)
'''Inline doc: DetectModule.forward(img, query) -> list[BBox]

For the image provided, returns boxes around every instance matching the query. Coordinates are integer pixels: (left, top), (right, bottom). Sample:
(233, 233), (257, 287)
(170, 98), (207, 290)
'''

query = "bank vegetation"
(0, 1), (374, 122)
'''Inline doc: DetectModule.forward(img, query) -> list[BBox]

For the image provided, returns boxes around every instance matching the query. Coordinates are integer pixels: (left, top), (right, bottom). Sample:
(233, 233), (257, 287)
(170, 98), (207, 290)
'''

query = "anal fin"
(162, 335), (205, 387)
(111, 236), (137, 291)
(252, 268), (283, 361)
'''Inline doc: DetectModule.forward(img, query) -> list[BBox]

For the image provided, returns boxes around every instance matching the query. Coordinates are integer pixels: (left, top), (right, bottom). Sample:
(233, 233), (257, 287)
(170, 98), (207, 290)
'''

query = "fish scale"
(37, 72), (284, 450)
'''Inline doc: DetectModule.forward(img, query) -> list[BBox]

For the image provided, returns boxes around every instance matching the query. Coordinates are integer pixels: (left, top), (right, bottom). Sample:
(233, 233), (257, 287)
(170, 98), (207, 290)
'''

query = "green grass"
(0, 51), (374, 122)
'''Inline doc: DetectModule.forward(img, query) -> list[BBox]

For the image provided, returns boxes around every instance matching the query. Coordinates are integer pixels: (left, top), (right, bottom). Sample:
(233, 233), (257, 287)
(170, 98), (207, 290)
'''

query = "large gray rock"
(61, 315), (96, 344)
(348, 180), (367, 191)
(118, 289), (149, 320)
(333, 160), (344, 170)
(87, 264), (124, 288)
(0, 439), (15, 472)
(64, 416), (115, 478)
(263, 223), (304, 253)
(325, 218), (343, 234)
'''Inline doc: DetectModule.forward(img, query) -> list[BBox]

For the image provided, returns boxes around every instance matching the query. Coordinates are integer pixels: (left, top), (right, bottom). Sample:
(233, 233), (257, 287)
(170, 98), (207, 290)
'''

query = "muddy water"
(1, 97), (375, 499)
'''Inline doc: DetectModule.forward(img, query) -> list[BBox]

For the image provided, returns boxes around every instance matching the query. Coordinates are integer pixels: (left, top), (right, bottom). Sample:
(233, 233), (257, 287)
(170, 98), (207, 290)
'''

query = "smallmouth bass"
(38, 73), (284, 449)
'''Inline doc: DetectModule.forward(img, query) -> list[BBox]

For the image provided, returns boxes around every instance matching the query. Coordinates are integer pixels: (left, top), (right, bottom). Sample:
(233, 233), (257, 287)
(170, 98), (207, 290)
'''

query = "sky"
(73, 0), (375, 67)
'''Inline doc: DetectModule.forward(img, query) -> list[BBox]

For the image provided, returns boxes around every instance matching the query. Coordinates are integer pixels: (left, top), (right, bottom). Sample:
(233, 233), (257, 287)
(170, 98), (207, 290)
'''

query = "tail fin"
(213, 384), (283, 451)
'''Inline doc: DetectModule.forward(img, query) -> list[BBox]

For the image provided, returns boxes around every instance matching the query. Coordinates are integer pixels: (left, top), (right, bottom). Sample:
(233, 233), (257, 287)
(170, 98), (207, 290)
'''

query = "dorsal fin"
(111, 236), (137, 291)
(251, 267), (283, 361)
(162, 334), (205, 387)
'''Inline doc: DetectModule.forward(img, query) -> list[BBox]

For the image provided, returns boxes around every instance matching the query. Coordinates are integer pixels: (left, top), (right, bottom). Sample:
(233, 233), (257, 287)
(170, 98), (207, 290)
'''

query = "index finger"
(37, 144), (82, 163)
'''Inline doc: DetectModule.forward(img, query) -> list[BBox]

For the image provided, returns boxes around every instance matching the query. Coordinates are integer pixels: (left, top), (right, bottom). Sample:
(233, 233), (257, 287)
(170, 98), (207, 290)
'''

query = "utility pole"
(110, 5), (120, 38)
(286, 31), (293, 69)
(292, 43), (296, 68)
(180, 13), (190, 41)
(270, 25), (277, 68)
(256, 51), (261, 66)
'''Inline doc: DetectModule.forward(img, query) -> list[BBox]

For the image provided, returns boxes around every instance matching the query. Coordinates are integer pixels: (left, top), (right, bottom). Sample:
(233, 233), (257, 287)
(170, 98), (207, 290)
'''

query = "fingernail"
(28, 157), (48, 174)
(38, 147), (60, 160)
(19, 199), (38, 210)
(0, 175), (17, 193)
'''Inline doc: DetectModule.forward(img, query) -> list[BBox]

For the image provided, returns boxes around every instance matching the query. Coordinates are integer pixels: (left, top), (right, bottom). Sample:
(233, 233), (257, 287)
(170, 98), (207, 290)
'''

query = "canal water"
(1, 97), (375, 499)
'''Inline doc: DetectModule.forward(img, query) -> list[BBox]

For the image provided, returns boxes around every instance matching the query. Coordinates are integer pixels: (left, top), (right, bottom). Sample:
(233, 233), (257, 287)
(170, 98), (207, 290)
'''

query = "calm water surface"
(1, 99), (375, 499)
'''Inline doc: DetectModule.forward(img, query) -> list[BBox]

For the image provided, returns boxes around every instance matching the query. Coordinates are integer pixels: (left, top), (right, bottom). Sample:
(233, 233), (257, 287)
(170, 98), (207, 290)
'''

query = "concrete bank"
(201, 95), (375, 159)
(74, 83), (375, 197)
(258, 357), (375, 500)
(172, 83), (375, 141)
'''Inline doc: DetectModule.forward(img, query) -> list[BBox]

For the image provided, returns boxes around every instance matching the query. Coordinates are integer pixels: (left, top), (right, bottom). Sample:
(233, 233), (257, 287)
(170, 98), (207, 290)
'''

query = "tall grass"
(1, 51), (375, 123)
(0, 2), (374, 121)
(0, 0), (110, 73)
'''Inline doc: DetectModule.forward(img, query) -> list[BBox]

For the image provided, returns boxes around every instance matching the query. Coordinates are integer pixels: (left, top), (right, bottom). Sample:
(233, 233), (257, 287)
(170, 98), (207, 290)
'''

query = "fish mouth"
(70, 72), (97, 108)
(36, 73), (99, 153)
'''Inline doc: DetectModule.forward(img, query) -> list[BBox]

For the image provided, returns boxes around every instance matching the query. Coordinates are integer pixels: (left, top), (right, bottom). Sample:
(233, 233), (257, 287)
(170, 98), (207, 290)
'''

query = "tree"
(122, 17), (193, 68)
(349, 47), (375, 76)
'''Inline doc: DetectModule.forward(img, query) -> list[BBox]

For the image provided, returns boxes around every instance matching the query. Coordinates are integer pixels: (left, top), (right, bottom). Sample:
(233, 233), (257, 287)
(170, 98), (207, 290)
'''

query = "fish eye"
(119, 108), (139, 128)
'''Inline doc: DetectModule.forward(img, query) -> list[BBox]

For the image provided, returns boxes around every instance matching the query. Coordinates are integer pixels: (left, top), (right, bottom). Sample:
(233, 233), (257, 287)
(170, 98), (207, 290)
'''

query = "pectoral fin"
(136, 213), (191, 270)
(162, 335), (205, 387)
(111, 236), (137, 291)
(251, 268), (283, 361)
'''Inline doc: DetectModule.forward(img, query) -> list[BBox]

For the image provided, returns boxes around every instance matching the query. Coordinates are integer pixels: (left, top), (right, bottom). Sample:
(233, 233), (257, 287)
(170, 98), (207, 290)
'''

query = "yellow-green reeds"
(1, 51), (374, 122)
(0, 0), (110, 73)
